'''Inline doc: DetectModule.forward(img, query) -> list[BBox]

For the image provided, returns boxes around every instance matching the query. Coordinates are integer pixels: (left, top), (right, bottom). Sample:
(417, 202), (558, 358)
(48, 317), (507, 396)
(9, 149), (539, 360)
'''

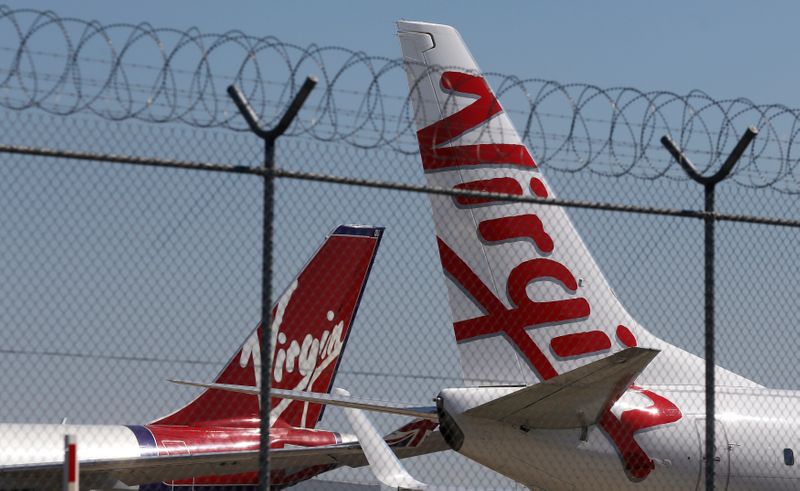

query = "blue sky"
(12, 0), (800, 106)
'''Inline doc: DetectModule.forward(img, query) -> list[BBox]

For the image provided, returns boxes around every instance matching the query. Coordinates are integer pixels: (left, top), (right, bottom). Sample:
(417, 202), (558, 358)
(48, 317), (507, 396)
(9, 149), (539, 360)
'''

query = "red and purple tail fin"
(153, 225), (384, 428)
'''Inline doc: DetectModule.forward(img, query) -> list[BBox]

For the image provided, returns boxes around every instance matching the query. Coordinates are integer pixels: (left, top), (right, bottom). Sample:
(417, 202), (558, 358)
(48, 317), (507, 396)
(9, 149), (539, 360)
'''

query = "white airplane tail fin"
(397, 21), (756, 390)
(398, 21), (656, 386)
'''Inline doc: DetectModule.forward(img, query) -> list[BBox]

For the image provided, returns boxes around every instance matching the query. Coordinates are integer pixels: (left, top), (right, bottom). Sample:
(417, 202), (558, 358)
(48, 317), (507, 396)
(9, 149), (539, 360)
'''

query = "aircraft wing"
(0, 433), (447, 489)
(465, 347), (659, 429)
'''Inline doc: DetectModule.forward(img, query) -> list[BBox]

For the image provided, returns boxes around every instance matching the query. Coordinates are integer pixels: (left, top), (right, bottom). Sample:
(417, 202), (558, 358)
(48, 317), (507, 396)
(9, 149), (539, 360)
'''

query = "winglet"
(466, 348), (659, 430)
(334, 388), (427, 490)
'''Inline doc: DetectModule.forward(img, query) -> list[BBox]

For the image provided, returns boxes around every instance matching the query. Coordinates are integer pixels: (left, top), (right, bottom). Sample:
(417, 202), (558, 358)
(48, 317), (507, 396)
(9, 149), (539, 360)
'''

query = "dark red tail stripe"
(454, 177), (523, 206)
(479, 214), (554, 254)
(550, 331), (612, 357)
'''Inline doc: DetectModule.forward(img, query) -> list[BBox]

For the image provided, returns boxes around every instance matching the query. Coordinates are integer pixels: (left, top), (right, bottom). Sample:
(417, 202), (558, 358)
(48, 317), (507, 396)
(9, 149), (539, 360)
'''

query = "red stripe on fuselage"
(144, 424), (340, 486)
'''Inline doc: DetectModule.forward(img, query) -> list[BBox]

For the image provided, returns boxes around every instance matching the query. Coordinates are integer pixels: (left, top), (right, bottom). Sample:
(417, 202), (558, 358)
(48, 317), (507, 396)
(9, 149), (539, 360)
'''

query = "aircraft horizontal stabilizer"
(465, 348), (659, 430)
(169, 379), (260, 395)
(169, 380), (438, 421)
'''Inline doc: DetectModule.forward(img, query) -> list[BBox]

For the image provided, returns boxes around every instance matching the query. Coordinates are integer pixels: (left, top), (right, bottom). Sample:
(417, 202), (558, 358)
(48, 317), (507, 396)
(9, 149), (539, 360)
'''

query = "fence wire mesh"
(1, 6), (799, 491)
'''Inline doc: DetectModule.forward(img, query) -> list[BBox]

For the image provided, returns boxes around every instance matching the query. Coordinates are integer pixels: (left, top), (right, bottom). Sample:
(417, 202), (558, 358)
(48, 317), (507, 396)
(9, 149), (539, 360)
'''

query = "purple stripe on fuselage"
(125, 425), (158, 457)
(332, 225), (384, 237)
(125, 425), (305, 490)
(139, 485), (257, 491)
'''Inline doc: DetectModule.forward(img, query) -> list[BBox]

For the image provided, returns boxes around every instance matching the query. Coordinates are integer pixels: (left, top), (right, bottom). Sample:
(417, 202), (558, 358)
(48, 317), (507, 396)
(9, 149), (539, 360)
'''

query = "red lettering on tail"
(419, 72), (681, 481)
(479, 215), (554, 254)
(418, 72), (535, 171)
(616, 325), (638, 348)
(440, 238), (681, 479)
(439, 238), (589, 381)
(550, 331), (612, 358)
(454, 177), (523, 206)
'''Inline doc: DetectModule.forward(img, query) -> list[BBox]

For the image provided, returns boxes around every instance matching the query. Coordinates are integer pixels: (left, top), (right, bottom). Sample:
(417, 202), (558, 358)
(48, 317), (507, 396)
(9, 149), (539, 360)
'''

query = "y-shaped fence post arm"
(227, 75), (317, 491)
(661, 126), (757, 491)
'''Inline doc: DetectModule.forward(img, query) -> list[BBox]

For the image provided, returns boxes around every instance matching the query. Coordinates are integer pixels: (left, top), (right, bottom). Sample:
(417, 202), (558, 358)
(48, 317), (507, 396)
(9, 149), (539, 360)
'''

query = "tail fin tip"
(333, 224), (384, 238)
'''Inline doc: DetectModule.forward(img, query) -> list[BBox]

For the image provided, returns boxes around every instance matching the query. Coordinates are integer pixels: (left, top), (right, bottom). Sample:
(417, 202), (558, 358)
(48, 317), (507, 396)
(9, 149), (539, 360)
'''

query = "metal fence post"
(226, 76), (317, 491)
(661, 127), (757, 490)
(63, 434), (78, 491)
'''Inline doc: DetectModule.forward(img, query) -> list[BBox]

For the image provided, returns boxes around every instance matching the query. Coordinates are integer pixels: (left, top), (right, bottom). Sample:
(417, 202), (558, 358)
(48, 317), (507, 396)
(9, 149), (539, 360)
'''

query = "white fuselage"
(0, 423), (359, 490)
(441, 385), (800, 490)
(0, 424), (143, 490)
(0, 424), (141, 468)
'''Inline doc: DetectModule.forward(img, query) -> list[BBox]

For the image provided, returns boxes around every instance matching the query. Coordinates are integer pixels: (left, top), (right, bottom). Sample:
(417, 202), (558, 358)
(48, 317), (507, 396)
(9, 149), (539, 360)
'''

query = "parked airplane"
(0, 225), (444, 490)
(232, 22), (800, 491)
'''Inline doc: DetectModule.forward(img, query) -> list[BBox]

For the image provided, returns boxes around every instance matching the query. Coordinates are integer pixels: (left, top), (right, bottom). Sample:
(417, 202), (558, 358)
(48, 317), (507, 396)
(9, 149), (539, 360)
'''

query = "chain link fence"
(1, 6), (799, 491)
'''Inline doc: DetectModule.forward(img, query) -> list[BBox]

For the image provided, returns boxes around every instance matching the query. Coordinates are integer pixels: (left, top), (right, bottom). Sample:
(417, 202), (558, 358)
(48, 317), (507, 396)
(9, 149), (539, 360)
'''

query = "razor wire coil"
(2, 6), (800, 192)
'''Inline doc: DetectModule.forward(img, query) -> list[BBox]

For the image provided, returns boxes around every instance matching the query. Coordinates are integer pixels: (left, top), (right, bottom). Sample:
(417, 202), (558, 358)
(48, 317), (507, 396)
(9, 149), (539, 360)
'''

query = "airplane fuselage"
(440, 385), (800, 490)
(0, 422), (354, 490)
